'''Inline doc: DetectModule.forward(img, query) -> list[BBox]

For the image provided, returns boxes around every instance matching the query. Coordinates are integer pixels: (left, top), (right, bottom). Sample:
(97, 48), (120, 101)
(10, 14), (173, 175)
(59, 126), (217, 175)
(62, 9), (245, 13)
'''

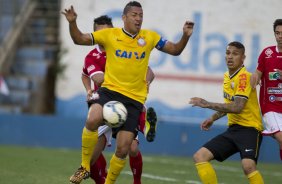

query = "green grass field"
(0, 145), (281, 184)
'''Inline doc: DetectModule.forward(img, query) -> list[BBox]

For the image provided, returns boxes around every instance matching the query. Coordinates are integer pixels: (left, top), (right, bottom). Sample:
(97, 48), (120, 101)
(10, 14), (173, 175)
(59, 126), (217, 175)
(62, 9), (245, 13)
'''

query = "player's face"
(122, 6), (143, 35)
(225, 46), (245, 75)
(94, 24), (112, 32)
(274, 25), (282, 47)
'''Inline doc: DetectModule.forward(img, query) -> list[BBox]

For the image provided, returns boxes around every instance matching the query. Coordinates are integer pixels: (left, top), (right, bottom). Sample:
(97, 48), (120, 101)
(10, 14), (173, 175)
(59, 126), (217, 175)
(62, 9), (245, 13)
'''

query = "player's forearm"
(69, 22), (91, 45)
(162, 34), (190, 56)
(171, 34), (190, 56)
(211, 111), (226, 121)
(81, 75), (91, 92)
(206, 101), (242, 114)
(254, 69), (262, 84)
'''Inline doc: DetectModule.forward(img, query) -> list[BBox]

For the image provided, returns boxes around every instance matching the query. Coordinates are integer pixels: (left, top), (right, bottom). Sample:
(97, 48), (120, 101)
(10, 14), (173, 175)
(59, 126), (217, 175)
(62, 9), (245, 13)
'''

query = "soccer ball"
(103, 101), (127, 128)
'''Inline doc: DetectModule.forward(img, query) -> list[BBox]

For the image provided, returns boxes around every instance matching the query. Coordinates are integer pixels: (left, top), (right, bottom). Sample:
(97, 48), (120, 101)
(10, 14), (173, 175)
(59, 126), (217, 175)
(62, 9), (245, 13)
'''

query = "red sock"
(280, 149), (282, 160)
(90, 154), (107, 184)
(138, 108), (146, 134)
(129, 151), (143, 184)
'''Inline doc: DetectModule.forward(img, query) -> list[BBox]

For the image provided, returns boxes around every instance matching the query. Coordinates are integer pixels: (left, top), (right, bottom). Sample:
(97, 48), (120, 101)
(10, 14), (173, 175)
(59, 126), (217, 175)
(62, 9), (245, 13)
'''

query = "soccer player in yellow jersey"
(189, 41), (264, 184)
(62, 1), (194, 184)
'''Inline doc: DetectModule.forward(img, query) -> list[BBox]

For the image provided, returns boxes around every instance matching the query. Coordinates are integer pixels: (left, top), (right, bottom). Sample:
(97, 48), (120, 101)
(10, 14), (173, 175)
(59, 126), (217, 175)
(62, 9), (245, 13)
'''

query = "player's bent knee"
(129, 146), (139, 157)
(193, 152), (202, 163)
(115, 146), (129, 158)
(85, 117), (103, 130)
(193, 148), (213, 163)
(129, 140), (139, 154)
(242, 159), (257, 175)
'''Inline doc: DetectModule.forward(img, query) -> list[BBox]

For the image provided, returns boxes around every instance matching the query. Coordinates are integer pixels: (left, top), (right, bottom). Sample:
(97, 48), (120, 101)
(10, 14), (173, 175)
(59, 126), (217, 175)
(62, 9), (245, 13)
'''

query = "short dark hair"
(123, 1), (142, 15)
(273, 19), (282, 32)
(228, 41), (245, 54)
(93, 15), (113, 30)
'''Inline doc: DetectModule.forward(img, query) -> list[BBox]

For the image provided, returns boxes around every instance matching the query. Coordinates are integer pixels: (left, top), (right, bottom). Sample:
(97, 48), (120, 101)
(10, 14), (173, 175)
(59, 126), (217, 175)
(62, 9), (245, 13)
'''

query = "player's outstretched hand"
(189, 97), (209, 108)
(61, 5), (77, 23)
(201, 118), (213, 131)
(183, 21), (194, 37)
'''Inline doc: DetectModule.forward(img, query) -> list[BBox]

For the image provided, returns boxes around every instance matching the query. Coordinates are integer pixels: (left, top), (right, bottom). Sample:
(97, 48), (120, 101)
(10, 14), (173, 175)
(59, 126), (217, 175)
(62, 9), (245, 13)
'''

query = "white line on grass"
(185, 180), (201, 184)
(123, 171), (177, 182)
(123, 171), (203, 183)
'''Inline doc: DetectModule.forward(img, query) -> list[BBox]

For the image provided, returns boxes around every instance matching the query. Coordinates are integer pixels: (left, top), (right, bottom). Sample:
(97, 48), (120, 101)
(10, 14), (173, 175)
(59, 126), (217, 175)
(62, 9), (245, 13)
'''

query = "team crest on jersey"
(87, 65), (95, 72)
(137, 37), (146, 47)
(265, 48), (273, 58)
(230, 82), (234, 89)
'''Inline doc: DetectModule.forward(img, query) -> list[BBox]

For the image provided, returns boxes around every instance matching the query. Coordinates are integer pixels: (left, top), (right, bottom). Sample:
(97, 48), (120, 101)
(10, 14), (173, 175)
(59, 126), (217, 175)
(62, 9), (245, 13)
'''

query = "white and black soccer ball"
(103, 101), (127, 128)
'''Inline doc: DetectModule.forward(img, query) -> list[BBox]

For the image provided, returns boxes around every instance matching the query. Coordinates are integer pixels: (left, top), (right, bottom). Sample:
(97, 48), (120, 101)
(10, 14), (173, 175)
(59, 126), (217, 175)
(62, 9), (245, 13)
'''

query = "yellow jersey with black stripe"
(223, 66), (263, 131)
(92, 28), (163, 104)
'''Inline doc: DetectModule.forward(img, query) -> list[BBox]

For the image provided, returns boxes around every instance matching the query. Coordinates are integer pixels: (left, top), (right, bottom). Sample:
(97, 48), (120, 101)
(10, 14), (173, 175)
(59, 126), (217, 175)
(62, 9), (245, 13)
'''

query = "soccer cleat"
(145, 107), (158, 142)
(69, 166), (90, 184)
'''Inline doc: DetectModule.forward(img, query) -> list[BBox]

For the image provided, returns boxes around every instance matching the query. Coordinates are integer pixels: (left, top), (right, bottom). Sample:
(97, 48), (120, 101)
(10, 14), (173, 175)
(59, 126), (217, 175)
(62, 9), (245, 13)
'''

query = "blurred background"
(0, 0), (281, 162)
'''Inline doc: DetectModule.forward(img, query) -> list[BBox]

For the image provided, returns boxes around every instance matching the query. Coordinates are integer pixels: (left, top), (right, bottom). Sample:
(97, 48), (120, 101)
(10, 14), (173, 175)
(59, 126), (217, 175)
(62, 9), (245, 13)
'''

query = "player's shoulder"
(261, 45), (277, 54)
(223, 71), (229, 82)
(223, 71), (229, 77)
(93, 28), (117, 37)
(140, 29), (159, 35)
(111, 28), (123, 34)
(85, 46), (99, 56)
(238, 66), (251, 78)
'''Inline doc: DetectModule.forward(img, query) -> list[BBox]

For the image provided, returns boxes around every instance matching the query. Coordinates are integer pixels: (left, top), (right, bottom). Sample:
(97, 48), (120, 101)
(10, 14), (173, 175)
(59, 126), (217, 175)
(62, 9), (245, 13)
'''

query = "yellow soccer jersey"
(223, 66), (263, 131)
(92, 28), (162, 104)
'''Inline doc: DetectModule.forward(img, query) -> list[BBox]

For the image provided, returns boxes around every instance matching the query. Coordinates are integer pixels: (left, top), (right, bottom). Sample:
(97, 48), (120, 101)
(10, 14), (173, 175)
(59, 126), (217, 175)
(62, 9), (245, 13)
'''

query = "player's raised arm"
(62, 6), (93, 45)
(189, 96), (247, 114)
(161, 21), (194, 56)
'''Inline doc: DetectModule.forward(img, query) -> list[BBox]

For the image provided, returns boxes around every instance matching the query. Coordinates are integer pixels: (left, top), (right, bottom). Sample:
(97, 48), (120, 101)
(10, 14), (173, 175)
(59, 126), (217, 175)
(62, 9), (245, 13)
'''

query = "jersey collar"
(229, 65), (244, 79)
(122, 28), (138, 39)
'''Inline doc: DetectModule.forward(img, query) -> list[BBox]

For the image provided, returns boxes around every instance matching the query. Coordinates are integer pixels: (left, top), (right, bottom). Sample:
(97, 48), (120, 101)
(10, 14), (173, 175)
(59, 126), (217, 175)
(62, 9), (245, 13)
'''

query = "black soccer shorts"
(89, 87), (143, 134)
(203, 124), (262, 163)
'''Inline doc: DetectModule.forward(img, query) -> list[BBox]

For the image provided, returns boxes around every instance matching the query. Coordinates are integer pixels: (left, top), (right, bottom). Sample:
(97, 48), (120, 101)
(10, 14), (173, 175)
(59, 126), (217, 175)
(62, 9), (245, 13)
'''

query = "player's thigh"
(234, 127), (262, 162)
(86, 103), (103, 128)
(274, 131), (282, 144)
(203, 132), (237, 162)
(115, 130), (135, 157)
